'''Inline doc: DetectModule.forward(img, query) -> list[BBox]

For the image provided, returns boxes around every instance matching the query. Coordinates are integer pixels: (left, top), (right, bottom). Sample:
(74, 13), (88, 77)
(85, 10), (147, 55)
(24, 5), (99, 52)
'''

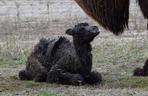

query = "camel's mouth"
(90, 26), (100, 34)
(93, 31), (99, 36)
(90, 26), (100, 37)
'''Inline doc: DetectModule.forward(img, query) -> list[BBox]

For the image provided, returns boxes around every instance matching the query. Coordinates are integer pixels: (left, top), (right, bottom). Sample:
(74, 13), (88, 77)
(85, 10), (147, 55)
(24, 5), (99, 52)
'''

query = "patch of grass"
(102, 76), (148, 88)
(35, 91), (60, 96)
(93, 41), (148, 65)
(23, 81), (41, 88)
(0, 46), (30, 66)
(0, 57), (20, 65)
(0, 55), (26, 66)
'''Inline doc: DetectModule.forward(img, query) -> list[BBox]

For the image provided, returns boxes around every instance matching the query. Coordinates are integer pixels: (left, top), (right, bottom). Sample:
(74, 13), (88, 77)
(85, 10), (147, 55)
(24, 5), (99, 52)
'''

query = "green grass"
(93, 41), (148, 65)
(0, 45), (30, 66)
(0, 53), (27, 65)
(0, 55), (26, 66)
(35, 91), (59, 96)
(102, 76), (148, 88)
(92, 41), (148, 88)
(23, 81), (41, 88)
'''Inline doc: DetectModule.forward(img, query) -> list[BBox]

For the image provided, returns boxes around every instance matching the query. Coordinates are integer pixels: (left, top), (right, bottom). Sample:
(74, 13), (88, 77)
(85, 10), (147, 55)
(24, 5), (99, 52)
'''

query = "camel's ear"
(66, 29), (74, 36)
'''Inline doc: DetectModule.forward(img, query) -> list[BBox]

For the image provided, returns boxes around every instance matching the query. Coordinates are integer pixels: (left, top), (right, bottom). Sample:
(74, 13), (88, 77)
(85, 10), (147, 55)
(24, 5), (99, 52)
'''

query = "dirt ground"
(0, 0), (148, 96)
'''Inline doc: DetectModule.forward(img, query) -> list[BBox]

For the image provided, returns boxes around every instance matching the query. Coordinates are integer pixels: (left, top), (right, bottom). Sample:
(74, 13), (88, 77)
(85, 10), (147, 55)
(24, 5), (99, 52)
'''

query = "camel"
(74, 0), (148, 35)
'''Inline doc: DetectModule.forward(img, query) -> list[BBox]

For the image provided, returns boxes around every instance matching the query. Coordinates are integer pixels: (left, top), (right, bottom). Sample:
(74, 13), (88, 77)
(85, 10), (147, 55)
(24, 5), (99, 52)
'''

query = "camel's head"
(66, 23), (100, 43)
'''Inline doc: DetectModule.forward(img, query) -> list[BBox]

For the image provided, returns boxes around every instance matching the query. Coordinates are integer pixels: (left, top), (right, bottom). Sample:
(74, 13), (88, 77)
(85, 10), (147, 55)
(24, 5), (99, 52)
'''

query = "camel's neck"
(74, 41), (92, 54)
(73, 39), (92, 75)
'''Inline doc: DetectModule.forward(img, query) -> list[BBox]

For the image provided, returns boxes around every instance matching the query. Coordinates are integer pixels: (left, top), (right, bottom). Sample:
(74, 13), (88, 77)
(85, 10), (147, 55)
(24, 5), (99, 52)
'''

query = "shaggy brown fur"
(147, 22), (148, 30)
(138, 0), (148, 19)
(75, 0), (129, 35)
(75, 0), (148, 34)
(134, 59), (148, 76)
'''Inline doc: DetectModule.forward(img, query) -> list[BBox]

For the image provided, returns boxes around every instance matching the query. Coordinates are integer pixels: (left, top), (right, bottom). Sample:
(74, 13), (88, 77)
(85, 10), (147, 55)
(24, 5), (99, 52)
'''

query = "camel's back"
(50, 37), (76, 61)
(46, 37), (81, 72)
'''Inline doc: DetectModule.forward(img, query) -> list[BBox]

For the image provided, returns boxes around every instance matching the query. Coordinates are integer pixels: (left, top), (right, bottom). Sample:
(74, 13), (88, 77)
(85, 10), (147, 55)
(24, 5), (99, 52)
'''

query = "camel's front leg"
(46, 65), (85, 85)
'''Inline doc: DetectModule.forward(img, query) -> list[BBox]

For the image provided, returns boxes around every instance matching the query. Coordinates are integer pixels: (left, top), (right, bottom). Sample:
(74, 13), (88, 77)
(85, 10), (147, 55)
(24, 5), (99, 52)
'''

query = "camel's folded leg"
(33, 70), (47, 82)
(46, 65), (85, 85)
(19, 70), (32, 80)
(84, 71), (102, 84)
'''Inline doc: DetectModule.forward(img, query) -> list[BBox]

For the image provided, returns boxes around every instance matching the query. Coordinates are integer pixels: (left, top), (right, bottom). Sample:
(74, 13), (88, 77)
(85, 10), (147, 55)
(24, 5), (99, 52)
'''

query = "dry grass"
(0, 0), (148, 96)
